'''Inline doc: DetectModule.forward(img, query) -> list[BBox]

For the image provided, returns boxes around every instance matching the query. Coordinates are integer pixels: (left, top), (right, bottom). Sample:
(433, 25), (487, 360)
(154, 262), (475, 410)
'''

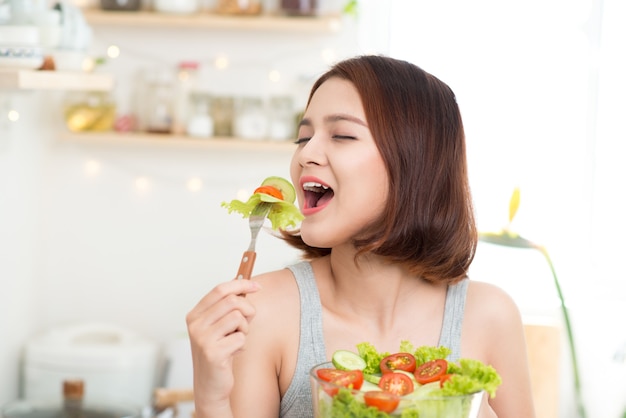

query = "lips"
(300, 177), (334, 214)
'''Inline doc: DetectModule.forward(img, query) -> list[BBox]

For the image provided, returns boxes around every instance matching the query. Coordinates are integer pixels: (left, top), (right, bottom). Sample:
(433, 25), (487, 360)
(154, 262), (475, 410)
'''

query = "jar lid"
(178, 61), (199, 70)
(63, 380), (84, 401)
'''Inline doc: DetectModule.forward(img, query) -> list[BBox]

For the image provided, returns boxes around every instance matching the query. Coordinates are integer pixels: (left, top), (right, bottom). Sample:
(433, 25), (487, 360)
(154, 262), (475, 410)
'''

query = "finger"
(187, 291), (257, 335)
(188, 280), (261, 318)
(192, 310), (251, 359)
(218, 309), (252, 338)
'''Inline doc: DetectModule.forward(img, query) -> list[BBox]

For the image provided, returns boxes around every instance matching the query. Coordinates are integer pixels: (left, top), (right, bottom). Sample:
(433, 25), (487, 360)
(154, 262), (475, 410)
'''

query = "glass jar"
(172, 61), (199, 135)
(280, 0), (317, 16)
(186, 93), (214, 138)
(100, 0), (141, 11)
(215, 0), (262, 15)
(211, 96), (234, 137)
(233, 97), (267, 141)
(154, 0), (199, 14)
(144, 71), (174, 134)
(267, 96), (295, 141)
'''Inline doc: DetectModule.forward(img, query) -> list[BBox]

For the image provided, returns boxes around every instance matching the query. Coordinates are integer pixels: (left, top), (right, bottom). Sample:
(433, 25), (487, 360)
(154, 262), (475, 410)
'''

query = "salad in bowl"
(310, 342), (501, 418)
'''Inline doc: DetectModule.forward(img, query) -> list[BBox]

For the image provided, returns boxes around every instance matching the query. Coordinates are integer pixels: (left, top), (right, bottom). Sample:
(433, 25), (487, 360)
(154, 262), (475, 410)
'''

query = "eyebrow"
(299, 113), (368, 128)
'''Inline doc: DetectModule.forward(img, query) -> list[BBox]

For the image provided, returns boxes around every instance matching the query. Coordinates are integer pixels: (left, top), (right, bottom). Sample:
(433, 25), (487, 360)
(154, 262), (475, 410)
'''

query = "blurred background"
(1, 0), (624, 417)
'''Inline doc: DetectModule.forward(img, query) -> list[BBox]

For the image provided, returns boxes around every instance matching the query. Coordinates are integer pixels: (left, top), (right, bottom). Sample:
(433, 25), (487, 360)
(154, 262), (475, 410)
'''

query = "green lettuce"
(356, 342), (389, 375)
(321, 388), (472, 418)
(355, 342), (501, 399)
(222, 192), (303, 231)
(407, 343), (452, 366)
(444, 359), (502, 398)
(322, 389), (390, 417)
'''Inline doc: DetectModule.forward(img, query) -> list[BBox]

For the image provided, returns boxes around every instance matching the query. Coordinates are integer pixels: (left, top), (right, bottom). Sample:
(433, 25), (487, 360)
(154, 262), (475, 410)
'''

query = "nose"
(293, 136), (326, 167)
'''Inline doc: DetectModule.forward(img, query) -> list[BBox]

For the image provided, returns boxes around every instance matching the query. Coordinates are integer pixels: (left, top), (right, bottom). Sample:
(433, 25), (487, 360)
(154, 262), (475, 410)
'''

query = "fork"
(235, 202), (272, 280)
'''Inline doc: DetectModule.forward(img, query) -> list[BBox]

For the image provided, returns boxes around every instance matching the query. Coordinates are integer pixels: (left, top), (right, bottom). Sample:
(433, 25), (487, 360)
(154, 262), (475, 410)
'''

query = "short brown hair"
(284, 55), (476, 284)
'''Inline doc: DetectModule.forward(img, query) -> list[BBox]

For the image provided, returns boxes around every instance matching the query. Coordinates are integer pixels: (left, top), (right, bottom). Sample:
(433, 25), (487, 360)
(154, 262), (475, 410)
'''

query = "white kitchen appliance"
(22, 322), (160, 408)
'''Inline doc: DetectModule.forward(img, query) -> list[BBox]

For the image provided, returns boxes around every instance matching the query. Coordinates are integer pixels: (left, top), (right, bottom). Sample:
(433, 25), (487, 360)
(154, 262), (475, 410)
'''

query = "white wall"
(0, 9), (362, 404)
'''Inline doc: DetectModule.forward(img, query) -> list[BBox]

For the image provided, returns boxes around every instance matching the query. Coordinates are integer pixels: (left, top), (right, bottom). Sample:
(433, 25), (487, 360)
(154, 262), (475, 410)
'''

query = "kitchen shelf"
(0, 69), (114, 91)
(82, 8), (343, 33)
(60, 131), (296, 152)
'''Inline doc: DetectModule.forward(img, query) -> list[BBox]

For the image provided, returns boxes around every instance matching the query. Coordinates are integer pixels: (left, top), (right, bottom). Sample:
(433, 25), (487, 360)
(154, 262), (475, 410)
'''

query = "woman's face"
(290, 77), (389, 249)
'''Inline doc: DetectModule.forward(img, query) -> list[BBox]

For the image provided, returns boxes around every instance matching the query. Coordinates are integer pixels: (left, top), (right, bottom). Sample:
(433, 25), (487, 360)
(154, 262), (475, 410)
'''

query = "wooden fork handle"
(235, 250), (257, 280)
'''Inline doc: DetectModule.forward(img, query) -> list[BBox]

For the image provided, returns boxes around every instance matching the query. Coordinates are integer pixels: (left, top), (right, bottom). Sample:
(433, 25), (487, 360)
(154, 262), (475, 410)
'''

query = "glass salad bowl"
(310, 362), (485, 418)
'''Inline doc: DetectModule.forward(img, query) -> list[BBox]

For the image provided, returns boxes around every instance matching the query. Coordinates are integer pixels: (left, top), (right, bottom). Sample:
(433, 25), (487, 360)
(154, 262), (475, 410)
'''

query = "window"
(360, 0), (624, 306)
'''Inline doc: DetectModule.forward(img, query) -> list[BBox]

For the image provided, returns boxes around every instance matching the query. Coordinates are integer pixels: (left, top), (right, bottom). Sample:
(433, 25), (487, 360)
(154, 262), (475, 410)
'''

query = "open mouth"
(303, 181), (334, 209)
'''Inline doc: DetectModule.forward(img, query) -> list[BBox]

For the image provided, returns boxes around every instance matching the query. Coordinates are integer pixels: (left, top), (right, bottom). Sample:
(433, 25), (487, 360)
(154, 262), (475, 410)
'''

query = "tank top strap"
(438, 278), (469, 362)
(279, 261), (326, 418)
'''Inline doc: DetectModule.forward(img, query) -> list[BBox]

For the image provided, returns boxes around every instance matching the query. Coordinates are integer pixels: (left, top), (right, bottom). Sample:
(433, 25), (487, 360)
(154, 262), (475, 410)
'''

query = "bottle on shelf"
(280, 0), (317, 15)
(172, 61), (199, 136)
(267, 95), (295, 141)
(186, 93), (214, 138)
(144, 69), (174, 134)
(233, 97), (267, 141)
(63, 379), (84, 418)
(215, 0), (262, 15)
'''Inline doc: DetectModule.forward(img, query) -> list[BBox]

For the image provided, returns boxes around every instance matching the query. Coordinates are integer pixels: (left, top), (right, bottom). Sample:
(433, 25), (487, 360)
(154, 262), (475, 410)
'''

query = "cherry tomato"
(331, 369), (364, 390)
(364, 391), (400, 413)
(378, 372), (414, 396)
(380, 352), (417, 374)
(414, 359), (448, 384)
(439, 373), (453, 388)
(317, 368), (346, 382)
(316, 369), (364, 397)
(253, 185), (283, 200)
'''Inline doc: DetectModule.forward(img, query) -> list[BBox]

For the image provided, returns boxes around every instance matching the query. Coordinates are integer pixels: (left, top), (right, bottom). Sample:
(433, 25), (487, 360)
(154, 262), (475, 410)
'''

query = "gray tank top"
(279, 261), (469, 418)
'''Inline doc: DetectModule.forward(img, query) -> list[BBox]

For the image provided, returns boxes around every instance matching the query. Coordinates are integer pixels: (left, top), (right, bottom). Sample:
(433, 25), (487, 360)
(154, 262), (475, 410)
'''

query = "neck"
(324, 247), (424, 325)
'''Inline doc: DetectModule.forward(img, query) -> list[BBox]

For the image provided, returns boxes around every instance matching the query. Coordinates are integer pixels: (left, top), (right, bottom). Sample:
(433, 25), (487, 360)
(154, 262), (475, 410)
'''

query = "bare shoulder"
(462, 280), (526, 359)
(465, 280), (522, 322)
(463, 283), (536, 417)
(232, 266), (302, 408)
(251, 267), (300, 304)
(248, 267), (300, 328)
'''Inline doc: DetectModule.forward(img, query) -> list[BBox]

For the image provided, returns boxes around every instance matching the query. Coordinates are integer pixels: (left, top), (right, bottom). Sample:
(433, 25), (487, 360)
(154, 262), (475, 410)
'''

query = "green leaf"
(508, 187), (521, 223)
(343, 0), (358, 17)
(478, 231), (538, 249)
(222, 193), (304, 231)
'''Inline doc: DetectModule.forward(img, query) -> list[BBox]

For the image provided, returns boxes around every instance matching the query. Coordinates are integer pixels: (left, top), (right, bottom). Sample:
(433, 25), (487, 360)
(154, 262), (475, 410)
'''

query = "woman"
(187, 55), (536, 418)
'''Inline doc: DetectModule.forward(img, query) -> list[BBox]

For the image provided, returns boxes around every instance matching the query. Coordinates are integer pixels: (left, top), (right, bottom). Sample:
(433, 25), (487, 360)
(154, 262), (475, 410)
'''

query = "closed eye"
(332, 135), (356, 140)
(294, 137), (311, 145)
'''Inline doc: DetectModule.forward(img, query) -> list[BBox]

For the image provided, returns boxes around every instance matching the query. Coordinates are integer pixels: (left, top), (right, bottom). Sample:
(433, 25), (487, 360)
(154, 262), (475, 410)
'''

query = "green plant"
(478, 187), (586, 418)
(342, 0), (358, 17)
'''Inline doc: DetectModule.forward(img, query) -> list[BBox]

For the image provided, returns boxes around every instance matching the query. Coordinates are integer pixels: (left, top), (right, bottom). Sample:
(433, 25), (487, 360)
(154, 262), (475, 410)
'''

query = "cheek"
(289, 156), (302, 203)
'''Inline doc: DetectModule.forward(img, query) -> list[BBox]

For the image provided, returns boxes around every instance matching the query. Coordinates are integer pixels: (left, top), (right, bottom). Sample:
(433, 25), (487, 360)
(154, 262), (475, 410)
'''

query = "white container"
(22, 322), (160, 408)
(154, 0), (198, 14)
(0, 25), (40, 46)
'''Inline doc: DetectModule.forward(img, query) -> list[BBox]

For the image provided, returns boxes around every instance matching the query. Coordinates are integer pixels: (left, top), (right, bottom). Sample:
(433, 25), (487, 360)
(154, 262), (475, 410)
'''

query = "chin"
(300, 226), (333, 249)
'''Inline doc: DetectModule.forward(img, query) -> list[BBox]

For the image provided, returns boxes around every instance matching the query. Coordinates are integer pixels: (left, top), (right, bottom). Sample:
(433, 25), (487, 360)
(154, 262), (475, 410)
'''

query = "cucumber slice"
(332, 350), (367, 371)
(261, 176), (296, 203)
(364, 373), (382, 385)
(360, 380), (382, 392)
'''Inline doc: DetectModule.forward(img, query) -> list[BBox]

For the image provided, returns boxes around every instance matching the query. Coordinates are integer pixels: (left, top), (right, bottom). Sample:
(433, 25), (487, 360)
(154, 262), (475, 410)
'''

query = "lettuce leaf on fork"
(222, 190), (304, 231)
